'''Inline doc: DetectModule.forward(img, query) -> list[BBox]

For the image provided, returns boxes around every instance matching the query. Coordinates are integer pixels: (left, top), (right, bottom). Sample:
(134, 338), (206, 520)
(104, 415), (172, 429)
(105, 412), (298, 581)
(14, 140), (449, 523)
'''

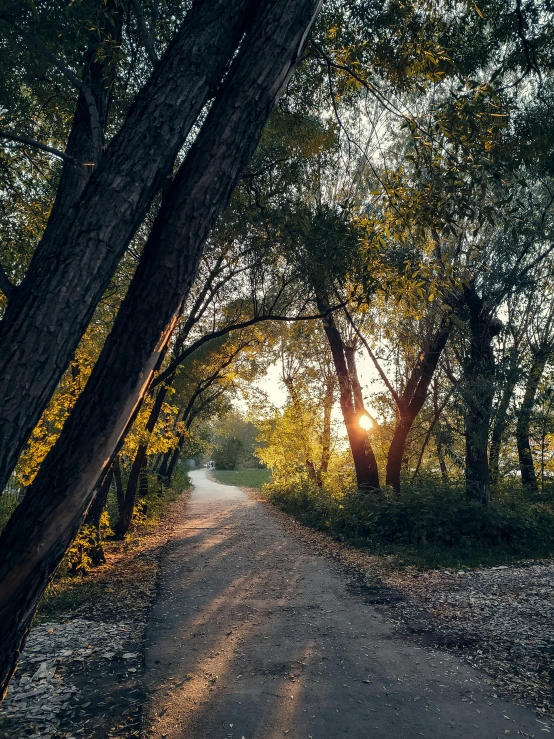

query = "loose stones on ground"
(0, 618), (138, 739)
(381, 561), (554, 718)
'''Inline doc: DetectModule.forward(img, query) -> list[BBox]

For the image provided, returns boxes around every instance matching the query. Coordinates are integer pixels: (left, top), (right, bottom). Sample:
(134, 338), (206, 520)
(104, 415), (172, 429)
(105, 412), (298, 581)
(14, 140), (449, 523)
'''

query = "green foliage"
(211, 416), (261, 470)
(62, 523), (104, 577)
(266, 477), (554, 565)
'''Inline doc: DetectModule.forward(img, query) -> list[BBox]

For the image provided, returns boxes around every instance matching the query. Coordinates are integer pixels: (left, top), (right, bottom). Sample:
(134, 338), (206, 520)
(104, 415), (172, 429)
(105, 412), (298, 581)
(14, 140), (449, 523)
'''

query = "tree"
(0, 0), (323, 697)
(0, 0), (255, 494)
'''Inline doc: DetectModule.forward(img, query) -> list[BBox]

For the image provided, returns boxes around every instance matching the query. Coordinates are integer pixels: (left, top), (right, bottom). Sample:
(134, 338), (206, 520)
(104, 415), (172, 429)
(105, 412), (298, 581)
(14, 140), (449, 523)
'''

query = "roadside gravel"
(260, 499), (554, 722)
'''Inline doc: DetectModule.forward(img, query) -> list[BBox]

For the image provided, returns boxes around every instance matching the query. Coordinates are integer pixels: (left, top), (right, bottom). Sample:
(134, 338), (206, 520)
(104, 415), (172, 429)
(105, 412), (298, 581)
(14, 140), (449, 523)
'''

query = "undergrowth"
(265, 477), (554, 568)
(37, 463), (191, 620)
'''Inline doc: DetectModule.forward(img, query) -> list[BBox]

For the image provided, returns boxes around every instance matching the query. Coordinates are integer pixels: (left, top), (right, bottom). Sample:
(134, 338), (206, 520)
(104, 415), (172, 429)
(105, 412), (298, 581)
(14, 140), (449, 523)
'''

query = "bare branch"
(0, 130), (78, 164)
(130, 0), (159, 66)
(342, 305), (400, 405)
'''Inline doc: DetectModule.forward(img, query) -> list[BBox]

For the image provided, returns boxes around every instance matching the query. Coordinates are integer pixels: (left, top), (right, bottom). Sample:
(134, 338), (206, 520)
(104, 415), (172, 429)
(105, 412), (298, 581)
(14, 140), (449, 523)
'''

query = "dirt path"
(142, 470), (544, 739)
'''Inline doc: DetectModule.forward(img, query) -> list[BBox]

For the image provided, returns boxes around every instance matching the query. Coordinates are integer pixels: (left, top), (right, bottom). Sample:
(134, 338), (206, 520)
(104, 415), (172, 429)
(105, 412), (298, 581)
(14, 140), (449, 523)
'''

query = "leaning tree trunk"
(516, 351), (548, 491)
(318, 303), (379, 490)
(0, 0), (322, 698)
(166, 437), (185, 484)
(157, 448), (173, 484)
(113, 456), (124, 511)
(82, 469), (114, 566)
(0, 0), (254, 495)
(385, 319), (450, 493)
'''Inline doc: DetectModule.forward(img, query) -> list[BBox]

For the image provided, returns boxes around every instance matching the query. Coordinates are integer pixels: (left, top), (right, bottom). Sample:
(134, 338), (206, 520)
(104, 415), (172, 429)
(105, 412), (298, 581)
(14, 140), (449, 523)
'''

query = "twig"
(342, 304), (400, 405)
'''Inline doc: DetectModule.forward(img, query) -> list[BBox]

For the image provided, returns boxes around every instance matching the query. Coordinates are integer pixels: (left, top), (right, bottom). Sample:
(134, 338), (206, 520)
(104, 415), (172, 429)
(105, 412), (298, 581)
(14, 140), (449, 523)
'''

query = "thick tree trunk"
(318, 302), (379, 490)
(516, 351), (548, 491)
(461, 289), (497, 505)
(386, 420), (412, 493)
(385, 320), (450, 492)
(0, 0), (322, 698)
(489, 348), (519, 488)
(0, 0), (254, 494)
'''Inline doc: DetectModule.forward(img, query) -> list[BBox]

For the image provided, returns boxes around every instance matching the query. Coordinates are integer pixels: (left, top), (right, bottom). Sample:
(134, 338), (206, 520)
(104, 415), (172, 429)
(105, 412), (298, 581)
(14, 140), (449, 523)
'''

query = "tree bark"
(317, 300), (379, 490)
(0, 0), (322, 698)
(157, 448), (172, 484)
(0, 0), (255, 495)
(166, 438), (184, 484)
(516, 350), (548, 491)
(385, 319), (450, 492)
(44, 0), (124, 240)
(82, 469), (113, 566)
(489, 347), (519, 488)
(461, 288), (497, 505)
(113, 456), (124, 511)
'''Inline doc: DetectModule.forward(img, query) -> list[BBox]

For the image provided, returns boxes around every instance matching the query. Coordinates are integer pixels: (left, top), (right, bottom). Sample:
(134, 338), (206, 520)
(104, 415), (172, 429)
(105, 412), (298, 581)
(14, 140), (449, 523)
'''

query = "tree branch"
(150, 308), (341, 390)
(0, 130), (78, 164)
(342, 305), (400, 406)
(0, 265), (15, 301)
(13, 26), (102, 155)
(130, 0), (159, 66)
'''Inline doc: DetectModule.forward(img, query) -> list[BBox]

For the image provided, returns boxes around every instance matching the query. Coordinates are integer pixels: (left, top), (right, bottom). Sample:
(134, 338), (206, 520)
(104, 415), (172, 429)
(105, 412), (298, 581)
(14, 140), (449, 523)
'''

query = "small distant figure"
(206, 460), (215, 469)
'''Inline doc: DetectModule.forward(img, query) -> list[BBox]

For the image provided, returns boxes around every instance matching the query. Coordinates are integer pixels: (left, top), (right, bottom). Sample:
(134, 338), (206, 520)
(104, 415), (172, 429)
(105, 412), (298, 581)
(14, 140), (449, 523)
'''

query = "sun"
(359, 414), (373, 431)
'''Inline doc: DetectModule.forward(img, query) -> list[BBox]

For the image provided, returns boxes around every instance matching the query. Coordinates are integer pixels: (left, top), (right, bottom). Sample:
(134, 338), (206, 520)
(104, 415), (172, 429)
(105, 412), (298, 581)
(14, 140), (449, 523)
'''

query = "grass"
(211, 467), (272, 489)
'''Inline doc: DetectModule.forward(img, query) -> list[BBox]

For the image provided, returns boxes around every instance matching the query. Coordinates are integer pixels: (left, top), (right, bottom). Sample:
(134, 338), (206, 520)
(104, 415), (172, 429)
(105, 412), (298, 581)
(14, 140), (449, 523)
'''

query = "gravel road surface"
(142, 469), (545, 739)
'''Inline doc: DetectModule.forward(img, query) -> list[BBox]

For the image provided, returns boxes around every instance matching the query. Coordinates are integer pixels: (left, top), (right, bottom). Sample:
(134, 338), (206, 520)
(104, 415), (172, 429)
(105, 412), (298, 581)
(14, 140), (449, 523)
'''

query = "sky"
(250, 348), (383, 423)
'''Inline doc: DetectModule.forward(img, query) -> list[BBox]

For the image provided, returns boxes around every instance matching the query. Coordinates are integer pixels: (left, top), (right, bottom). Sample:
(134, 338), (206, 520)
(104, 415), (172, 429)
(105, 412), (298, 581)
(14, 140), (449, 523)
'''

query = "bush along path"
(141, 469), (548, 739)
(0, 487), (189, 739)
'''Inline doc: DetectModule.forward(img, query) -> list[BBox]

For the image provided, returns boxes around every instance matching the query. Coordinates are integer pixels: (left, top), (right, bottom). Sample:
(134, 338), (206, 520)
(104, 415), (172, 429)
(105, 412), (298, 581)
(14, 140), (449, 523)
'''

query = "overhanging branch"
(0, 131), (78, 164)
(150, 306), (342, 390)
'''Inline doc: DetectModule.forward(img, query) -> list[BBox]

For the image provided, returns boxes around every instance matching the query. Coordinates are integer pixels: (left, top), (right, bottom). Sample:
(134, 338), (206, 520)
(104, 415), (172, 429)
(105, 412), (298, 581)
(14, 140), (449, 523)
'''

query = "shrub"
(265, 477), (554, 561)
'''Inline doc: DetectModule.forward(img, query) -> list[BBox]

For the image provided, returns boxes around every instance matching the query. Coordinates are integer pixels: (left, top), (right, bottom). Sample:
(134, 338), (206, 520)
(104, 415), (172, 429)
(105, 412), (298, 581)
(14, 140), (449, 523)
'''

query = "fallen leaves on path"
(0, 492), (189, 739)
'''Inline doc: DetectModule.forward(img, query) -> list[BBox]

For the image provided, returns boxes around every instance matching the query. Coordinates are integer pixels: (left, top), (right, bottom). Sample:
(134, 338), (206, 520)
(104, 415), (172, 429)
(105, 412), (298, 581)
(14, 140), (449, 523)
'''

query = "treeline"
(0, 0), (553, 701)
